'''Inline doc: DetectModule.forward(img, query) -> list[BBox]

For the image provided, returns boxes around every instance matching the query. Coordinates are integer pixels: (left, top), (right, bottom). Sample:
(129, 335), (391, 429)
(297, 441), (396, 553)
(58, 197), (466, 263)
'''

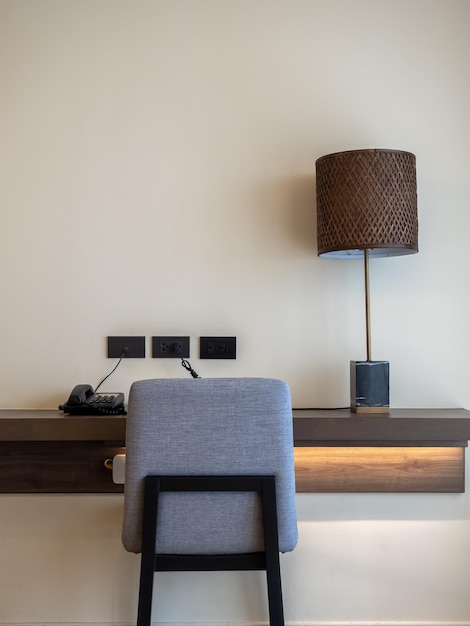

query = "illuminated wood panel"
(294, 446), (465, 493)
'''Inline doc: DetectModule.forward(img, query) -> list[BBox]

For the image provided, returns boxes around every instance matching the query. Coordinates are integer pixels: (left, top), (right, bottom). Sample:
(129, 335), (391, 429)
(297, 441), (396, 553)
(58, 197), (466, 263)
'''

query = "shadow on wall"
(251, 174), (317, 256)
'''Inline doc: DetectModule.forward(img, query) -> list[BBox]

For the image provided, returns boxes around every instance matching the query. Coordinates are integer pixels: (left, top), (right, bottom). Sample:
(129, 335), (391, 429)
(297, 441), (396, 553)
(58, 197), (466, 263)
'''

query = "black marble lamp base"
(350, 360), (390, 414)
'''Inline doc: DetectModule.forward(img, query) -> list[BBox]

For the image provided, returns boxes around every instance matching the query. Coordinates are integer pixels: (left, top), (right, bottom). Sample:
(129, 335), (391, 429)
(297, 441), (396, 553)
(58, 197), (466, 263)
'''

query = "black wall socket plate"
(200, 336), (236, 359)
(107, 336), (146, 358)
(152, 336), (190, 358)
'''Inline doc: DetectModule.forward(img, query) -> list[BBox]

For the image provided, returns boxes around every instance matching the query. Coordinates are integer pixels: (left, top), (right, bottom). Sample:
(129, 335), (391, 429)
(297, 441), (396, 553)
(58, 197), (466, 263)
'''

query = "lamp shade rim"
(315, 148), (416, 166)
(318, 245), (418, 259)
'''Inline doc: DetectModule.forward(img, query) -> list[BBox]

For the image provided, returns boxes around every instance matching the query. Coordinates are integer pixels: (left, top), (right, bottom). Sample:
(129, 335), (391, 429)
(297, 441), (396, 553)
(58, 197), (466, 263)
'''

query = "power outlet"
(199, 336), (236, 359)
(152, 336), (190, 358)
(107, 336), (146, 358)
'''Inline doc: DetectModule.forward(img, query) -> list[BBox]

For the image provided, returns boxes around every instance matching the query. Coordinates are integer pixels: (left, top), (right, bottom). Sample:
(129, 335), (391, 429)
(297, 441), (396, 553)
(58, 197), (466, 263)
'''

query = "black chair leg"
(137, 477), (160, 626)
(265, 551), (284, 626)
(137, 556), (154, 626)
(261, 478), (285, 626)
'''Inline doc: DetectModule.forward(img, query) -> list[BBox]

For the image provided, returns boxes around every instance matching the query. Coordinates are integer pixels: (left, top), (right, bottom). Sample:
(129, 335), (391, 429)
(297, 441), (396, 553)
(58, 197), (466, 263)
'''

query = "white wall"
(0, 1), (469, 624)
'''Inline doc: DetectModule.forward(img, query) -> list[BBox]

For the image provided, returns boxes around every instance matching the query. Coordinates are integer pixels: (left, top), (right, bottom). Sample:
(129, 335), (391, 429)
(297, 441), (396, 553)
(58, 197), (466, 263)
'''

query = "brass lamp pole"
(364, 249), (371, 362)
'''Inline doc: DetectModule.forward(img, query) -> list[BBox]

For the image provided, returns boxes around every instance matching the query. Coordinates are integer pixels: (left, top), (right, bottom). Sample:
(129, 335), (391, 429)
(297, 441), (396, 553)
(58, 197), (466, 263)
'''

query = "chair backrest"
(122, 377), (298, 555)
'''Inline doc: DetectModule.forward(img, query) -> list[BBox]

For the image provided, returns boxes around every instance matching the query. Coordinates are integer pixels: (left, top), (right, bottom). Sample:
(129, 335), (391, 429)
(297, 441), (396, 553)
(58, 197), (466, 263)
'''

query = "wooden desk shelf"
(0, 408), (469, 494)
(293, 408), (470, 493)
(0, 410), (125, 494)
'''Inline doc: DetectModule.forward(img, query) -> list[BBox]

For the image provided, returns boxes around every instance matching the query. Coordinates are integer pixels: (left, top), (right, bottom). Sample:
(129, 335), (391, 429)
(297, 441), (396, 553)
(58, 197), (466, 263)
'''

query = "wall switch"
(199, 336), (236, 359)
(107, 336), (146, 358)
(152, 336), (190, 358)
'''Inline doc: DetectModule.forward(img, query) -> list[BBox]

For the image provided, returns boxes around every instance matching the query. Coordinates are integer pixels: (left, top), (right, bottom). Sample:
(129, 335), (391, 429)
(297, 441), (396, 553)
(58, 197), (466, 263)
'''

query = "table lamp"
(315, 148), (418, 414)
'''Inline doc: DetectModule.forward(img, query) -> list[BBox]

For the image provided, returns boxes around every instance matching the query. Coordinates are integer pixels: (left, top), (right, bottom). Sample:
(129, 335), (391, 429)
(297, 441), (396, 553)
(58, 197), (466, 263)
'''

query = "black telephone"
(59, 384), (126, 415)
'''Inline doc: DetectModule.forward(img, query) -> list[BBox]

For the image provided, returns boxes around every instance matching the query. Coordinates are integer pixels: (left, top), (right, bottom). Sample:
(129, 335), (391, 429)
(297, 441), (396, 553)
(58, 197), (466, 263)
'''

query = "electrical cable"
(173, 343), (200, 378)
(293, 406), (349, 411)
(180, 357), (200, 378)
(94, 349), (127, 392)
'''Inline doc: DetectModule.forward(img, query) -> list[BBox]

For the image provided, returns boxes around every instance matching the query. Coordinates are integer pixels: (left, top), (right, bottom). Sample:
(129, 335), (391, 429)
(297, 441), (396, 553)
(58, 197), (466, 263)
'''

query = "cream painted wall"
(0, 1), (469, 624)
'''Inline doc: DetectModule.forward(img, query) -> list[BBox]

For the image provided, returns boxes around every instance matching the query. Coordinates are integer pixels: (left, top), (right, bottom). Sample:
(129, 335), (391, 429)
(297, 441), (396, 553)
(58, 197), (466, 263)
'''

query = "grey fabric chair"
(122, 377), (298, 626)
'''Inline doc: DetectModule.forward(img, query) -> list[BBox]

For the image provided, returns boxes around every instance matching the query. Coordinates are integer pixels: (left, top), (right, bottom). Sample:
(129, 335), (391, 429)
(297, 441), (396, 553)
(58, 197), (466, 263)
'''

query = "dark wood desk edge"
(1, 408), (470, 445)
(293, 408), (470, 418)
(0, 411), (126, 442)
(292, 409), (470, 445)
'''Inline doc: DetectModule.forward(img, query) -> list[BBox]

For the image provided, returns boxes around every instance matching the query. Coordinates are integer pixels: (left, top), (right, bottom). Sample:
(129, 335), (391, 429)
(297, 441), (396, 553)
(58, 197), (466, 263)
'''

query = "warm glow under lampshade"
(316, 148), (418, 258)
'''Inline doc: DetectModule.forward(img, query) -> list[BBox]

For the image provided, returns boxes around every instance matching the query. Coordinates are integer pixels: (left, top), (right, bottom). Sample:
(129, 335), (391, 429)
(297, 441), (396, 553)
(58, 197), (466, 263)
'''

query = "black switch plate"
(107, 336), (146, 358)
(199, 336), (236, 359)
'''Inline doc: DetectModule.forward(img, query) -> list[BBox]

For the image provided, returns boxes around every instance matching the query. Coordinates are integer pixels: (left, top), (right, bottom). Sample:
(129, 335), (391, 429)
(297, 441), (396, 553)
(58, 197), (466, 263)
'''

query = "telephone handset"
(59, 384), (126, 415)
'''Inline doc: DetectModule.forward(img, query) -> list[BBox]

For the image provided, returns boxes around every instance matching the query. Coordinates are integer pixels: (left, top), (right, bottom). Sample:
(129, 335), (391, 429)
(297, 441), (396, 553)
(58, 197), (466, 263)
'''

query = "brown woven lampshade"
(316, 149), (418, 258)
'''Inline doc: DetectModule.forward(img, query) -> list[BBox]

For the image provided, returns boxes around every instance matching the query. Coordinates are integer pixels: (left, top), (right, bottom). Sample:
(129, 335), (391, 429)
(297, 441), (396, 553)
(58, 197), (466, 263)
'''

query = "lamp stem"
(364, 249), (371, 361)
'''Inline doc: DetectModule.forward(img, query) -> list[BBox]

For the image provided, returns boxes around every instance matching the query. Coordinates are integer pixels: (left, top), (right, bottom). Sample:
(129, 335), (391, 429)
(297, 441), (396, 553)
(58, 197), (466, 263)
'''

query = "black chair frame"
(137, 475), (285, 626)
